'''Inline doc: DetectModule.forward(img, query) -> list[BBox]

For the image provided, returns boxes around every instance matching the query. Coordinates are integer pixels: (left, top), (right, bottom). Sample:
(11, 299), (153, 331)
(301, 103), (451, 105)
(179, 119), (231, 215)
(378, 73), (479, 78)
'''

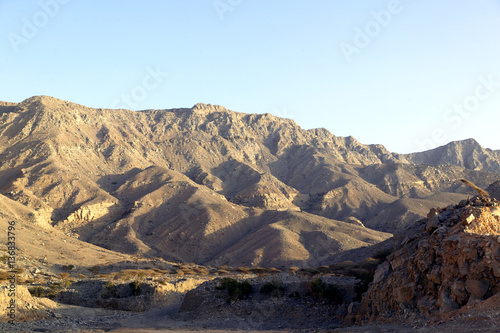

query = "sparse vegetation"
(309, 278), (344, 305)
(29, 283), (61, 299)
(216, 277), (252, 302)
(260, 281), (285, 298)
(101, 281), (117, 299)
(237, 266), (251, 274)
(130, 280), (141, 296)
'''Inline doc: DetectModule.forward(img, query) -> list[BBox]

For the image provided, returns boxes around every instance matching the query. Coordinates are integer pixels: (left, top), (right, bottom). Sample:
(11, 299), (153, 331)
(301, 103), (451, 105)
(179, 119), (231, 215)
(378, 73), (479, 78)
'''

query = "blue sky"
(1, 0), (499, 153)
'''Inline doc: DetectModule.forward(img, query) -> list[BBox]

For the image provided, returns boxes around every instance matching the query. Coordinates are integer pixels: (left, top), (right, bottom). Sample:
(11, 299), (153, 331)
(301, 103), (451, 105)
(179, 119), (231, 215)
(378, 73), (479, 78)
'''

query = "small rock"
(438, 290), (460, 313)
(427, 208), (438, 218)
(443, 234), (461, 244)
(464, 214), (475, 225)
(373, 261), (391, 284)
(394, 283), (415, 302)
(465, 279), (489, 298)
(425, 215), (440, 232)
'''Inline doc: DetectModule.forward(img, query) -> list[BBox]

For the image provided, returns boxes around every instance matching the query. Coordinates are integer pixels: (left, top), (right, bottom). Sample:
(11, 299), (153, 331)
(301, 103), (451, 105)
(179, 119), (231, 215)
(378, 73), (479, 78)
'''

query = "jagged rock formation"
(1, 96), (499, 267)
(406, 138), (500, 173)
(354, 197), (500, 323)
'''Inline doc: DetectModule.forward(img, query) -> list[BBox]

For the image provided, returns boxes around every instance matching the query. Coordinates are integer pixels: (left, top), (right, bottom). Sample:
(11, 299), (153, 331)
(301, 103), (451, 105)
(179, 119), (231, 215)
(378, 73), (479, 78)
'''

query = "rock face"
(355, 197), (500, 322)
(406, 138), (500, 173)
(0, 96), (499, 267)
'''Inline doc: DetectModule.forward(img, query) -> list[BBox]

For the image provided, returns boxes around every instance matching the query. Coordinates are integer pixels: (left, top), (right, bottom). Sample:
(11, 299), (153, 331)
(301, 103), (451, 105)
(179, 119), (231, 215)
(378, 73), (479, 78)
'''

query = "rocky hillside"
(0, 96), (498, 267)
(353, 195), (500, 323)
(406, 138), (500, 173)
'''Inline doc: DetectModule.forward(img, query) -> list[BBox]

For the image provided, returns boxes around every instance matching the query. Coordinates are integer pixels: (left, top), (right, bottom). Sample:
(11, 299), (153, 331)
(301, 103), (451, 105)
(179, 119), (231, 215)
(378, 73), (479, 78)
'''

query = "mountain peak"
(406, 138), (500, 172)
(446, 138), (482, 149)
(21, 95), (64, 105)
(191, 102), (228, 114)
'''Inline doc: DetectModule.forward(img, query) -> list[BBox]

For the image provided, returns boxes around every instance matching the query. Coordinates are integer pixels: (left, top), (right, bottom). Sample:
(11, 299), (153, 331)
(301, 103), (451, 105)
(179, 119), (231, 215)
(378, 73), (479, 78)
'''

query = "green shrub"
(240, 280), (252, 298)
(261, 281), (285, 297)
(310, 278), (344, 305)
(130, 280), (141, 296)
(324, 284), (343, 305)
(216, 277), (252, 301)
(29, 286), (45, 297)
(311, 278), (326, 295)
(102, 281), (117, 299)
(29, 286), (58, 299)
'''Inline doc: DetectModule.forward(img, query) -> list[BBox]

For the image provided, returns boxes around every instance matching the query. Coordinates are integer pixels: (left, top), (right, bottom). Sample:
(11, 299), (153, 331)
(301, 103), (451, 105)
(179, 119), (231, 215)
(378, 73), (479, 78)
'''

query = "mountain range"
(0, 96), (498, 267)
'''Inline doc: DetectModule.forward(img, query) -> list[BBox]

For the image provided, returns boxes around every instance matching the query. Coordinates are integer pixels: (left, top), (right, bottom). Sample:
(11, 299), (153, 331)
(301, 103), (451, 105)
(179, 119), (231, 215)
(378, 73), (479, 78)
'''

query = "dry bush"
(62, 264), (75, 271)
(192, 267), (209, 275)
(77, 273), (87, 279)
(289, 266), (300, 274)
(317, 265), (331, 273)
(34, 276), (45, 284)
(94, 274), (111, 279)
(157, 278), (168, 286)
(267, 267), (281, 274)
(237, 267), (251, 274)
(179, 268), (196, 275)
(250, 267), (271, 276)
(153, 268), (170, 275)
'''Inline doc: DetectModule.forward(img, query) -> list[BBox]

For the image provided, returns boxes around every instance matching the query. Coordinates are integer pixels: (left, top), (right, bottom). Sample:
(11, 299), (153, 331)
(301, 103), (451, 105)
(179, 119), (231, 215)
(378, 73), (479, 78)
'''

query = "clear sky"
(1, 0), (499, 153)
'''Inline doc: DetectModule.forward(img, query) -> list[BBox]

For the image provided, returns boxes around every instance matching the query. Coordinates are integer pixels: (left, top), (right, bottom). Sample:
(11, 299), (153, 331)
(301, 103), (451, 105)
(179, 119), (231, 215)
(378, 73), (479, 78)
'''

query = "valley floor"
(1, 296), (499, 333)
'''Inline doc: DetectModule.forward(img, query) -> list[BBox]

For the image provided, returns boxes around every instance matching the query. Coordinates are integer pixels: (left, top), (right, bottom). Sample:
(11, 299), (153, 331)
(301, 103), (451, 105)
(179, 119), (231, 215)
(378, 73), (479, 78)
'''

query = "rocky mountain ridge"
(0, 96), (499, 267)
(406, 138), (500, 173)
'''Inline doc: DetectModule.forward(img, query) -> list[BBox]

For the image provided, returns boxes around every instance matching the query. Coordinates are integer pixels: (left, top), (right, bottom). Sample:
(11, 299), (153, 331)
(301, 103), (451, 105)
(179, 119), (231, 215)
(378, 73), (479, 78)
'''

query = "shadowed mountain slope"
(0, 96), (498, 266)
